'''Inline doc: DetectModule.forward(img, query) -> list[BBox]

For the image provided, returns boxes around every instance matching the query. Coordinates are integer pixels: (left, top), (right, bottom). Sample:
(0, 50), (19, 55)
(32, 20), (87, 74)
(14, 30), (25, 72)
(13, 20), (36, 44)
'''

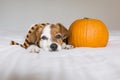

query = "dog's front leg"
(62, 42), (74, 49)
(27, 45), (40, 53)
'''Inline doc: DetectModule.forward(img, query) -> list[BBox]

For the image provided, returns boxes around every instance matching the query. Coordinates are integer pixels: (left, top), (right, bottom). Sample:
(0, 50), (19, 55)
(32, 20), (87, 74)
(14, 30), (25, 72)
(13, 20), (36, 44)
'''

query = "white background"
(0, 0), (120, 32)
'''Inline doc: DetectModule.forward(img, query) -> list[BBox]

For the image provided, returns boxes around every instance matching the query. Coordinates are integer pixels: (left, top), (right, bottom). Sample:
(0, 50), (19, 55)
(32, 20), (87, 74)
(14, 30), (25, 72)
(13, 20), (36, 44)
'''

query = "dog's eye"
(41, 36), (48, 40)
(56, 34), (62, 39)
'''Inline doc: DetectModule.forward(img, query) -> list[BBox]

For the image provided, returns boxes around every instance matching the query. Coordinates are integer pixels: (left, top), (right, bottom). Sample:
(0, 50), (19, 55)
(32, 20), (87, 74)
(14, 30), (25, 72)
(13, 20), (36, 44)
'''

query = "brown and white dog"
(10, 23), (73, 53)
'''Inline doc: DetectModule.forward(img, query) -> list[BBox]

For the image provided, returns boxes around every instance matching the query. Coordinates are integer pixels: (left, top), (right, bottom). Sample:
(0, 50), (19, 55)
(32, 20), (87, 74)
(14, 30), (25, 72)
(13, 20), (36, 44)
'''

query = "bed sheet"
(0, 31), (120, 80)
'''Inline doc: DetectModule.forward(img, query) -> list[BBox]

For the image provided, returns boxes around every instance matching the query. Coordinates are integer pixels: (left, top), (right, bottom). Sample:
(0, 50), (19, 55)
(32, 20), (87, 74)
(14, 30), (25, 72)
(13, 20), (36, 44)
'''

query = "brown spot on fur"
(26, 35), (29, 38)
(31, 27), (34, 30)
(41, 23), (50, 26)
(46, 23), (50, 25)
(28, 30), (32, 33)
(11, 41), (14, 45)
(50, 24), (63, 45)
(35, 24), (38, 26)
(20, 44), (24, 47)
(24, 43), (27, 47)
(16, 43), (19, 45)
(24, 42), (29, 48)
(41, 23), (46, 26)
(25, 39), (30, 44)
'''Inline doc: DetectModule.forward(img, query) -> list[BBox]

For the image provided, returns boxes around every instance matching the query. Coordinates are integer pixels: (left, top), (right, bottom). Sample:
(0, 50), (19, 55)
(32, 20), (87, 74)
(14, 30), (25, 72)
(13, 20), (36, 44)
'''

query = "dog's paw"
(64, 45), (74, 49)
(62, 43), (74, 50)
(27, 45), (40, 53)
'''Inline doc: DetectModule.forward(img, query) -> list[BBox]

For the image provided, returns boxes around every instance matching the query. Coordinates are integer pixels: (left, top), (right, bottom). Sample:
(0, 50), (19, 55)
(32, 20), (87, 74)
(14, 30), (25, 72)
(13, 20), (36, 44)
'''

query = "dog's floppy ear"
(56, 23), (69, 40)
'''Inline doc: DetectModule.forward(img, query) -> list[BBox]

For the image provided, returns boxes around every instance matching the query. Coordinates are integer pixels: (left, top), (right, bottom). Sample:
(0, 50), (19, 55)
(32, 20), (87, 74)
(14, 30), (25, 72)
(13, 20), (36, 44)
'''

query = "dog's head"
(39, 23), (69, 51)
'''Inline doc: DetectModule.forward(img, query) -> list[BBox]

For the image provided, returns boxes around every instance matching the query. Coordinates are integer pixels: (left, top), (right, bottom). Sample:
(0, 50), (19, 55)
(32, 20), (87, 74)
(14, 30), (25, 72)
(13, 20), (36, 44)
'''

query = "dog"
(10, 23), (73, 53)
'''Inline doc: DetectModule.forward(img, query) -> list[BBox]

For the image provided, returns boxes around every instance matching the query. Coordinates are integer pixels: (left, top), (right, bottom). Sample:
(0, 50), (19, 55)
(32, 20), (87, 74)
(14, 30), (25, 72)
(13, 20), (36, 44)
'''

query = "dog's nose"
(50, 43), (58, 51)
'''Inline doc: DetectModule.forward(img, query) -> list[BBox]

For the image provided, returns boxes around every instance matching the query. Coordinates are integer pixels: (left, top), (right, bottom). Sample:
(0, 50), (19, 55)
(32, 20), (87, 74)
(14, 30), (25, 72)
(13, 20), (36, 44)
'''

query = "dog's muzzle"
(50, 43), (58, 51)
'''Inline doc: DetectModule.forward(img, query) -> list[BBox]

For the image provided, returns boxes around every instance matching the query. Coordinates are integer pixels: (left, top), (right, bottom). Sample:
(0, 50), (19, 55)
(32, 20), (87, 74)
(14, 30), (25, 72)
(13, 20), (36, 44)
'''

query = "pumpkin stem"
(83, 17), (90, 19)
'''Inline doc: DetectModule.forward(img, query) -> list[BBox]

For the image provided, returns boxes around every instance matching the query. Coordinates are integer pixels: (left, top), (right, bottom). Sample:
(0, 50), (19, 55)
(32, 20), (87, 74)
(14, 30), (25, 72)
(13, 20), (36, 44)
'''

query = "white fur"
(40, 25), (52, 51)
(41, 25), (51, 40)
(40, 39), (50, 51)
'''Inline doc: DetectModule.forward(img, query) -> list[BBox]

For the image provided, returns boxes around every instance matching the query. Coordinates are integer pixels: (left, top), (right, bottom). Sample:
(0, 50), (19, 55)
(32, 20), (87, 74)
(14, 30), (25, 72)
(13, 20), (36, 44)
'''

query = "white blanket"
(0, 31), (120, 80)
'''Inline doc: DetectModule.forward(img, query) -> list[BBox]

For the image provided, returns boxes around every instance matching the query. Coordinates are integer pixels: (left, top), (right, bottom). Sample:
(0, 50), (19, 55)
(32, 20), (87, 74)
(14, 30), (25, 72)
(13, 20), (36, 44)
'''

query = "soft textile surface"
(0, 31), (120, 80)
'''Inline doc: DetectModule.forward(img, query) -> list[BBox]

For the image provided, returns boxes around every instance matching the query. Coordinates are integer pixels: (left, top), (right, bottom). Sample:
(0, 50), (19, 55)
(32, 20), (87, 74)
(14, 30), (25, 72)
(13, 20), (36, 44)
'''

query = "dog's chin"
(49, 50), (58, 52)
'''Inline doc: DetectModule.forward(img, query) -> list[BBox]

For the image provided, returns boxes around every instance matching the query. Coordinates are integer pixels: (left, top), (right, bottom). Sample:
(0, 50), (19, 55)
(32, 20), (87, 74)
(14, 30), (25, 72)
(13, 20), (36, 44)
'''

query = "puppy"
(10, 23), (73, 53)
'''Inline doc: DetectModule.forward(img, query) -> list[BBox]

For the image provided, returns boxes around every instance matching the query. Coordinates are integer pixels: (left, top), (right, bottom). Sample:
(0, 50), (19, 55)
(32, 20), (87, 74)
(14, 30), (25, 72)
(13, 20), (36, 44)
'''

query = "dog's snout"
(50, 43), (58, 51)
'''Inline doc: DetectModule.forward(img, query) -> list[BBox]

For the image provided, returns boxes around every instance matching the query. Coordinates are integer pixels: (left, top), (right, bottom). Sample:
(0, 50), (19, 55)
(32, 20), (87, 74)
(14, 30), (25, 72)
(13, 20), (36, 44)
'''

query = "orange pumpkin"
(68, 18), (109, 47)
